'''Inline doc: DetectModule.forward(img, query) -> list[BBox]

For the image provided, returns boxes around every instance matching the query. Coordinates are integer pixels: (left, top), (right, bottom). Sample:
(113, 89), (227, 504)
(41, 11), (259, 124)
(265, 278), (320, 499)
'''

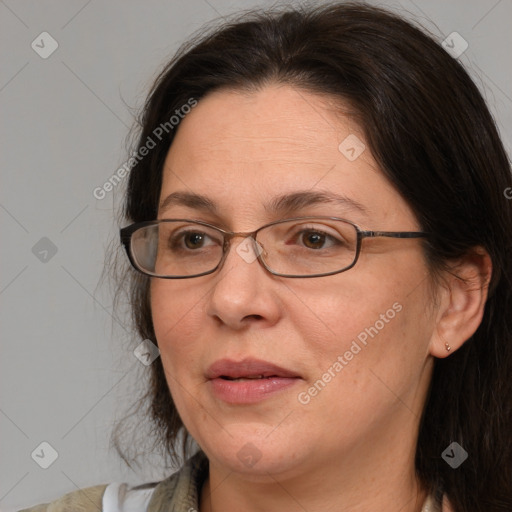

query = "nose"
(205, 236), (282, 329)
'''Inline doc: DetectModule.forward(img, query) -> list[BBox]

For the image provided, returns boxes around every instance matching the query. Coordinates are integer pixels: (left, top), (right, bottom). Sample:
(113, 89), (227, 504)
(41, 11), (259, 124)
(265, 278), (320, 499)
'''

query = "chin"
(199, 430), (309, 478)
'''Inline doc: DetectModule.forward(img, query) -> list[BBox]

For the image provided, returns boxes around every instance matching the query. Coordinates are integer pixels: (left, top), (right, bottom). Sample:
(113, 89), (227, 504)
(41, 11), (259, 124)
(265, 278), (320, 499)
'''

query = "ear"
(429, 247), (492, 358)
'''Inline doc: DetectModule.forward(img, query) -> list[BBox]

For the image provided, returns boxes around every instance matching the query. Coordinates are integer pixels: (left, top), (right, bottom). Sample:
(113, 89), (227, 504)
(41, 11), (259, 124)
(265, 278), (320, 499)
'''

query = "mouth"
(220, 374), (276, 381)
(206, 358), (302, 404)
(206, 358), (300, 380)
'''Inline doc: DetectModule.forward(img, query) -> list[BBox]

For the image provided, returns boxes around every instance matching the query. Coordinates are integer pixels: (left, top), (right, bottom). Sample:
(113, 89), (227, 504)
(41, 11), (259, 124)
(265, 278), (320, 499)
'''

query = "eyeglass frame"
(120, 216), (429, 279)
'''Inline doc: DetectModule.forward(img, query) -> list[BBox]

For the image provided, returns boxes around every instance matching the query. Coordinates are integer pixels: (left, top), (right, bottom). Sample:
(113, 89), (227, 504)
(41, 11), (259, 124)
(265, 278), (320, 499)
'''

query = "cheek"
(290, 292), (429, 430)
(287, 265), (432, 376)
(150, 281), (210, 424)
(284, 275), (398, 343)
(150, 281), (203, 366)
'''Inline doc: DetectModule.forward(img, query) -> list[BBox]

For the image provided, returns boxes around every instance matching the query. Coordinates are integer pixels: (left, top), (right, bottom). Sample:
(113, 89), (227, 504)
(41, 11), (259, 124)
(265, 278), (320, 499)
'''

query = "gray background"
(1, 0), (511, 510)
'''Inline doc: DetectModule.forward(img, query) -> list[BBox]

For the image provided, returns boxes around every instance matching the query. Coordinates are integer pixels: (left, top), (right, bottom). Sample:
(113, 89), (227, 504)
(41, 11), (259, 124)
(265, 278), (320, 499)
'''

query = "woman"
(20, 2), (512, 511)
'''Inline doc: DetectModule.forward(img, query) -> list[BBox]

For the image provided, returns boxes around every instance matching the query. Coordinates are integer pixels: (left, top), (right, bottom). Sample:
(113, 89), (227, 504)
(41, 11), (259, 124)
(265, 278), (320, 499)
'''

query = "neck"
(199, 438), (428, 512)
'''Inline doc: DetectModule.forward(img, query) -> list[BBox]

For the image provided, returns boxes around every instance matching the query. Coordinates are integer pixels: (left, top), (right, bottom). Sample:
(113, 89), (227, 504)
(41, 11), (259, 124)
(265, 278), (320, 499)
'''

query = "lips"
(206, 358), (300, 380)
(206, 358), (301, 404)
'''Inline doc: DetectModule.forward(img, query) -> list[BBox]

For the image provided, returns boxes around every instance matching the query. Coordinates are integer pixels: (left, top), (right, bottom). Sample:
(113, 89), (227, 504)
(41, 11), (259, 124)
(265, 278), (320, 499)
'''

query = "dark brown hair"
(112, 2), (512, 510)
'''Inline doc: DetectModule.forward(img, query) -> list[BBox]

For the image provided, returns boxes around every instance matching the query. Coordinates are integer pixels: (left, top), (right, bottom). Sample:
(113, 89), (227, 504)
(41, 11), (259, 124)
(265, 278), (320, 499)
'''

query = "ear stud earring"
(445, 343), (452, 352)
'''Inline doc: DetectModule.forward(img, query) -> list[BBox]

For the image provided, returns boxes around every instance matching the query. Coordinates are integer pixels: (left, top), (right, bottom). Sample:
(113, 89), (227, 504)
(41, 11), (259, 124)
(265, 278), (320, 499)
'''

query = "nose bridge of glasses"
(222, 229), (260, 247)
(218, 229), (265, 267)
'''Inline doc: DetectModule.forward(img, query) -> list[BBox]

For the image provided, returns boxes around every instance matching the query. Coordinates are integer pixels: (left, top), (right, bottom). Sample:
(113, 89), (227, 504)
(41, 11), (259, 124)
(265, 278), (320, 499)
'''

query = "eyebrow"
(266, 190), (368, 217)
(159, 191), (216, 213)
(158, 190), (368, 217)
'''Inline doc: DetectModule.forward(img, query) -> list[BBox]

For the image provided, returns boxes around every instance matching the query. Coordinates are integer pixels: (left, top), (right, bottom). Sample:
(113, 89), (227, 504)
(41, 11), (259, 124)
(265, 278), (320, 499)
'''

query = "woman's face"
(151, 84), (437, 479)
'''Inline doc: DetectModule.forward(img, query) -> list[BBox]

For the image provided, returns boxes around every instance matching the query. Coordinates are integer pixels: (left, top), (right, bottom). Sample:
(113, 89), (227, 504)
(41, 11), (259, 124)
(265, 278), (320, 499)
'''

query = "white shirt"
(102, 482), (157, 512)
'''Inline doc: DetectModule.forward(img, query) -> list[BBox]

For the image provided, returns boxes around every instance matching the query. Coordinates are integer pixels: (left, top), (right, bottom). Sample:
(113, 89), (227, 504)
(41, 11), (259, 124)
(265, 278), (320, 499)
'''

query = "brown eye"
(301, 231), (327, 249)
(184, 232), (206, 249)
(167, 230), (218, 252)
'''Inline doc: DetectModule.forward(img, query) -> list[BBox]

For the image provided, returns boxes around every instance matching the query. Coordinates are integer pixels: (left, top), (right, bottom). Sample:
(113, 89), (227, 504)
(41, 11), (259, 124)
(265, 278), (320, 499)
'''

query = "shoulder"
(18, 484), (108, 512)
(17, 481), (160, 512)
(18, 451), (209, 512)
(17, 481), (157, 512)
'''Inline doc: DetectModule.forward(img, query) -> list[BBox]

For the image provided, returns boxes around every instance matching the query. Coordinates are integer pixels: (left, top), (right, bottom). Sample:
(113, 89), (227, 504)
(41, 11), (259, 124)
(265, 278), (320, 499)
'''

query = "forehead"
(159, 84), (415, 228)
(166, 84), (361, 166)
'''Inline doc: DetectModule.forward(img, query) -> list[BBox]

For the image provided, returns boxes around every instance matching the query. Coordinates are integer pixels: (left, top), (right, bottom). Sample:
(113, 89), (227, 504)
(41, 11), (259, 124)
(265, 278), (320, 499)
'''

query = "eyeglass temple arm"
(360, 230), (428, 239)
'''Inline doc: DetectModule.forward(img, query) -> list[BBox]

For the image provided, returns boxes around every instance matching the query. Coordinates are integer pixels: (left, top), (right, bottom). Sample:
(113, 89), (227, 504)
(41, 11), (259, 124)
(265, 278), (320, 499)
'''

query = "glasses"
(120, 217), (428, 279)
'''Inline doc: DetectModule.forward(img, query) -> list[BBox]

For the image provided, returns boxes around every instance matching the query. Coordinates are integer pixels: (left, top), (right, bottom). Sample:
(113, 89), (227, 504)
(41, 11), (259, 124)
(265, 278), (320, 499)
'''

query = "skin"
(150, 84), (491, 512)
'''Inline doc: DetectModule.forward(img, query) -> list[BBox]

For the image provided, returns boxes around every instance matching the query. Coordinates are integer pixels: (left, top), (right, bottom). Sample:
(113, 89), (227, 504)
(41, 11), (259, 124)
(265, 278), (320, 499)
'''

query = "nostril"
(243, 314), (264, 321)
